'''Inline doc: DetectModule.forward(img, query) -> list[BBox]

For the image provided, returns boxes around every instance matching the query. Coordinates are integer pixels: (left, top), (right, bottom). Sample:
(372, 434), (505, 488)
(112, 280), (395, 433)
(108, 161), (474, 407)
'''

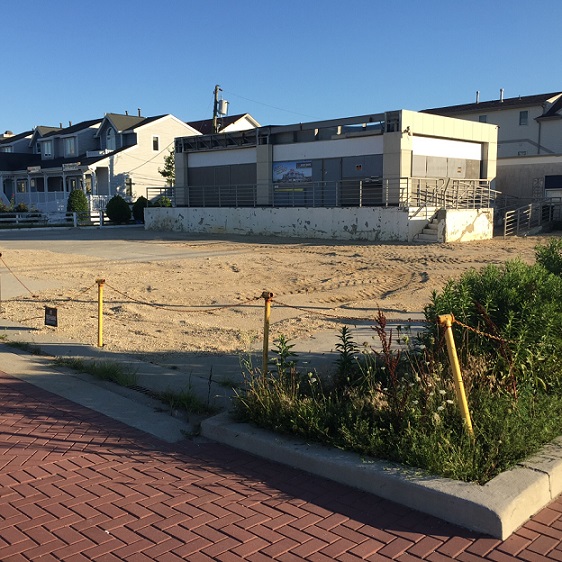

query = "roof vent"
(500, 88), (504, 102)
(476, 91), (480, 104)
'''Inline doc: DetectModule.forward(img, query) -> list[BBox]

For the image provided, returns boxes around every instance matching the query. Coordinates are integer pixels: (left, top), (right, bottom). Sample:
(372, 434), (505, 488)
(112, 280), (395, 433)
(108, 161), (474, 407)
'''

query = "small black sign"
(45, 306), (58, 327)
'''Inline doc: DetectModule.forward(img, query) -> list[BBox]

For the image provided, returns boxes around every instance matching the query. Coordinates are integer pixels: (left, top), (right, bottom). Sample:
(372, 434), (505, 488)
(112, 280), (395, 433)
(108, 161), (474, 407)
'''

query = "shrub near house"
(106, 195), (132, 224)
(67, 190), (89, 221)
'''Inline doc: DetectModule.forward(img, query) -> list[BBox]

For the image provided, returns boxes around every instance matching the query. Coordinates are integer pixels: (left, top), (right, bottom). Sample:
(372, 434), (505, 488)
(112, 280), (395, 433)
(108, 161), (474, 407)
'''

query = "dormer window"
(43, 140), (53, 157)
(64, 137), (76, 157)
(106, 127), (116, 151)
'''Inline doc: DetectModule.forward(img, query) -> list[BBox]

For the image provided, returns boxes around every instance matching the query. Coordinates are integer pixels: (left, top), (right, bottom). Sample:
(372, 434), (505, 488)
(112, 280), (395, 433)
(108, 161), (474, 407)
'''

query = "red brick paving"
(2, 371), (562, 561)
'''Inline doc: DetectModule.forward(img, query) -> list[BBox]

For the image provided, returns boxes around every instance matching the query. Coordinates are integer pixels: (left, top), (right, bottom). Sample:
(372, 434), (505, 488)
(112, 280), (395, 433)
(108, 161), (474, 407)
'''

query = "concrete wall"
(497, 155), (562, 199)
(145, 206), (411, 241)
(144, 206), (493, 243)
(440, 208), (494, 242)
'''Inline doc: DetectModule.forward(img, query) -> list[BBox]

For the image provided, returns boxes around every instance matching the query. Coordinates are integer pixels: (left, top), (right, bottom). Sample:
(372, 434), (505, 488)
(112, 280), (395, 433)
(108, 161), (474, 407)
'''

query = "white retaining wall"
(144, 207), (493, 242)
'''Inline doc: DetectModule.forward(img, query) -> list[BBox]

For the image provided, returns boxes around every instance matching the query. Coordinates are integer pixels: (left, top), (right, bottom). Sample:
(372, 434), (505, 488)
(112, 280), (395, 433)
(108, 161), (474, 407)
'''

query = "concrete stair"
(417, 218), (440, 242)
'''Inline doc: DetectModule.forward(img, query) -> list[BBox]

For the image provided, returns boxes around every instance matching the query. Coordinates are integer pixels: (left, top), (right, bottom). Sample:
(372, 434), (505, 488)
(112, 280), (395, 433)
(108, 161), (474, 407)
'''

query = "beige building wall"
(399, 110), (498, 181)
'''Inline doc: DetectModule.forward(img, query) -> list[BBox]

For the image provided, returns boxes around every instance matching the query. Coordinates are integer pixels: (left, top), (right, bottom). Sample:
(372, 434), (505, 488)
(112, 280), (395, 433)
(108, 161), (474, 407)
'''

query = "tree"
(159, 148), (175, 186)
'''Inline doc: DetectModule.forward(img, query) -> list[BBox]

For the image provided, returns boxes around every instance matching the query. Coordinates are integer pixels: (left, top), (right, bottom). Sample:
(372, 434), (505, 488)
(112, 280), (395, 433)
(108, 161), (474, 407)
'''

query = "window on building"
(106, 128), (116, 151)
(152, 136), (159, 151)
(478, 115), (487, 123)
(64, 137), (76, 157)
(519, 110), (529, 126)
(43, 141), (53, 157)
(545, 175), (562, 189)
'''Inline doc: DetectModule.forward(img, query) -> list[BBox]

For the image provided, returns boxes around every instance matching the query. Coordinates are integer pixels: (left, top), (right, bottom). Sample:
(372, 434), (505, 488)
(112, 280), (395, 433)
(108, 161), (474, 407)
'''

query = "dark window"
(519, 110), (528, 126)
(545, 175), (562, 189)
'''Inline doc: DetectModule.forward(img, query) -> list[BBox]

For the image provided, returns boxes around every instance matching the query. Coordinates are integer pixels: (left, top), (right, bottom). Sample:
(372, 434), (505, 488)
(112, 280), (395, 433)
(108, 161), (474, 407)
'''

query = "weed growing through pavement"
(55, 357), (138, 387)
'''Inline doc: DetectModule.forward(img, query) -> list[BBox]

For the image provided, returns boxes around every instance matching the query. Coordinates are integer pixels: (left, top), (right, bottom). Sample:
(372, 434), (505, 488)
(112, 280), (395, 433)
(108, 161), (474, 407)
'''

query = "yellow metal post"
(438, 314), (474, 437)
(96, 279), (105, 347)
(262, 291), (274, 375)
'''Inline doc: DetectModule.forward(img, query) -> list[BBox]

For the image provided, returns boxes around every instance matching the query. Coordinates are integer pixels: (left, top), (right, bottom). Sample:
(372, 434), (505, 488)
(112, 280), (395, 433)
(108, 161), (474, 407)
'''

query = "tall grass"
(235, 240), (562, 483)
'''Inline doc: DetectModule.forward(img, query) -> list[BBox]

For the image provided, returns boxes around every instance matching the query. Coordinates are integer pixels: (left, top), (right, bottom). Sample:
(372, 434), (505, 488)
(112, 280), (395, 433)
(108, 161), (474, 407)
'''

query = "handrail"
(177, 176), (493, 210)
(503, 198), (562, 237)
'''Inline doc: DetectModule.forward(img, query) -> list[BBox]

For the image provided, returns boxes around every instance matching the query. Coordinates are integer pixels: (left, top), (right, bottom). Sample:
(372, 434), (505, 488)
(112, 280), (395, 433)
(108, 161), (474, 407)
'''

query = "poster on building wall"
(272, 160), (312, 183)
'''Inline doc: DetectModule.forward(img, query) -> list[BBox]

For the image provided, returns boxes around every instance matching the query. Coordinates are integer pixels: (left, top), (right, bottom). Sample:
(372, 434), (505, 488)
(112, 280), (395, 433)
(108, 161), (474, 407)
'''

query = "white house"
(424, 91), (562, 201)
(0, 112), (200, 212)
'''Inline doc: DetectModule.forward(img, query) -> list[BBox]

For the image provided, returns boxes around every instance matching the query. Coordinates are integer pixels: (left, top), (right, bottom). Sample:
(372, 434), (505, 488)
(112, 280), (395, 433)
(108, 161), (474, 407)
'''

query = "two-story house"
(0, 112), (200, 212)
(424, 91), (562, 201)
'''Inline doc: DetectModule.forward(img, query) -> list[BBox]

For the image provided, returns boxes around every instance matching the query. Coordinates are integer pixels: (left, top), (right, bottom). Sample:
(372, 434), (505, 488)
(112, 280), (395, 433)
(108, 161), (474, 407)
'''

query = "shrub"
(14, 202), (28, 212)
(132, 196), (149, 222)
(105, 195), (131, 223)
(236, 257), (562, 484)
(153, 195), (172, 207)
(424, 260), (562, 393)
(536, 238), (562, 276)
(66, 189), (89, 221)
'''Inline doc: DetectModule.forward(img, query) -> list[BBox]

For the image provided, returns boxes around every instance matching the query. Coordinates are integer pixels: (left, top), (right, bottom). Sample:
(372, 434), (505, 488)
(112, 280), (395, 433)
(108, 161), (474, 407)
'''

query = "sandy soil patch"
(0, 233), (556, 367)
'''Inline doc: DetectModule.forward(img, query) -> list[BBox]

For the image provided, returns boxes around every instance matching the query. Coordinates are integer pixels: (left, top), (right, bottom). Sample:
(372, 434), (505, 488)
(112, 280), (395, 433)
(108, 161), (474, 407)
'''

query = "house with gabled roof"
(0, 112), (200, 211)
(424, 91), (562, 202)
(187, 113), (260, 135)
(0, 130), (34, 155)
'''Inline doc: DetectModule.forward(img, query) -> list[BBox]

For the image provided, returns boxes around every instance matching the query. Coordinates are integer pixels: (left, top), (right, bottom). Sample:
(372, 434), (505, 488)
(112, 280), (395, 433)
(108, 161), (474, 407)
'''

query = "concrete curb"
(201, 411), (562, 539)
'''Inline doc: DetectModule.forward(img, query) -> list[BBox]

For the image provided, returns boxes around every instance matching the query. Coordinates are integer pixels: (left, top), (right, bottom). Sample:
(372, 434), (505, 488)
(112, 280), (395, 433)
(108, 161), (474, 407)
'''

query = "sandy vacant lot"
(0, 231), (558, 369)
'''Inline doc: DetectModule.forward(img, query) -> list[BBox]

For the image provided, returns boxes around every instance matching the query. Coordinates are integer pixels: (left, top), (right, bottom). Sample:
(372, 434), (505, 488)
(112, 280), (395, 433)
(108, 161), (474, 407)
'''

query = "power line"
(223, 89), (318, 120)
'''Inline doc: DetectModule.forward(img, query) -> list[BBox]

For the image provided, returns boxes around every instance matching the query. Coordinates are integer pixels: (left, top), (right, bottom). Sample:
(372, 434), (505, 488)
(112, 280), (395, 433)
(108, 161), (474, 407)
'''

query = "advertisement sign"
(44, 306), (58, 327)
(272, 160), (312, 183)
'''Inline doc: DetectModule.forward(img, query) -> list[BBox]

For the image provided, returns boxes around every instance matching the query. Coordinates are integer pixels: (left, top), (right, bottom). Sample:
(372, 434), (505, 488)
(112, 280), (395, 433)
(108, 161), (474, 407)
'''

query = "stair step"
(418, 232), (438, 241)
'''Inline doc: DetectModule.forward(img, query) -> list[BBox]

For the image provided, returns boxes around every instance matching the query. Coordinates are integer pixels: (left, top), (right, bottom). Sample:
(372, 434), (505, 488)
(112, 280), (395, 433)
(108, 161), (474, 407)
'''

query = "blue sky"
(2, 0), (561, 133)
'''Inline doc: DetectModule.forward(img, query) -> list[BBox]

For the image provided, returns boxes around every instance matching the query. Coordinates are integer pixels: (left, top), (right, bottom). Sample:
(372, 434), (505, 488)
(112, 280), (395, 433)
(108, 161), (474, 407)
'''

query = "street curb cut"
(201, 412), (562, 539)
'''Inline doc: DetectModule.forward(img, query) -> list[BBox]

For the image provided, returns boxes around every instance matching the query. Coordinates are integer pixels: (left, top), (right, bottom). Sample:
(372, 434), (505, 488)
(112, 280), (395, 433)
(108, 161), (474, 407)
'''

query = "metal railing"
(146, 187), (175, 206)
(402, 177), (494, 209)
(178, 177), (493, 210)
(503, 198), (562, 237)
(182, 179), (396, 208)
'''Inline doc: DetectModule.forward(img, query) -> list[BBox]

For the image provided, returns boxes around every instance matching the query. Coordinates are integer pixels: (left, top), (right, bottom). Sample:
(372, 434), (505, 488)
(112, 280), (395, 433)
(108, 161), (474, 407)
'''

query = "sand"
(0, 233), (557, 369)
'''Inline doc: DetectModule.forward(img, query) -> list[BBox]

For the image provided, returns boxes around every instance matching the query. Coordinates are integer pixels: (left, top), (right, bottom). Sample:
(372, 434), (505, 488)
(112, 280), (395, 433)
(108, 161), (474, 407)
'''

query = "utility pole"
(212, 84), (222, 134)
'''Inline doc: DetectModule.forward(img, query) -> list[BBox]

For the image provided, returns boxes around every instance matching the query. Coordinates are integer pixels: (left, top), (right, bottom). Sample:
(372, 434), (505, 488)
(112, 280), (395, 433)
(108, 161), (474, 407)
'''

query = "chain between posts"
(450, 315), (513, 344)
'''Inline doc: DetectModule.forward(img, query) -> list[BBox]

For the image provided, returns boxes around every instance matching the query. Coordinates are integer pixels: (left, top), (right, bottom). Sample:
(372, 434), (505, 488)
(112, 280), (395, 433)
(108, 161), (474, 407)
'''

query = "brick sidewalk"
(1, 371), (562, 561)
